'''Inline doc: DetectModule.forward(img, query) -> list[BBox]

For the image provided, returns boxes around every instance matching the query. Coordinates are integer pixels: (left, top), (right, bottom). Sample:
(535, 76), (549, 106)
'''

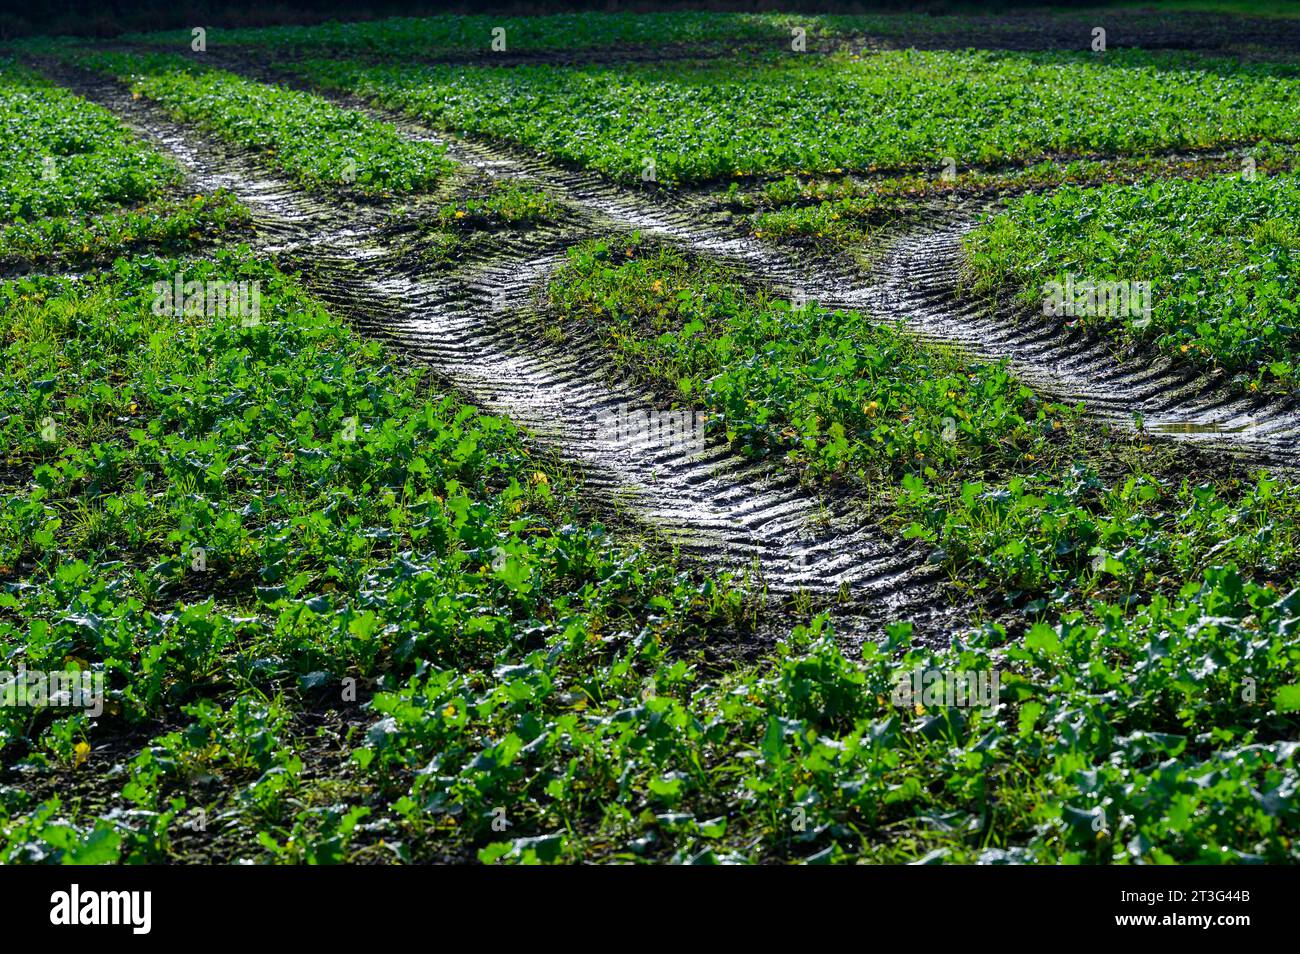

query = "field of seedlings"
(1, 5), (1299, 875)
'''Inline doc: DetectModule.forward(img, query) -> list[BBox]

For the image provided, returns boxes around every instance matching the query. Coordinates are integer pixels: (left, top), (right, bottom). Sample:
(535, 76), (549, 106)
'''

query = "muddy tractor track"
(37, 55), (1300, 645)
(43, 63), (960, 645)
(862, 221), (1300, 468)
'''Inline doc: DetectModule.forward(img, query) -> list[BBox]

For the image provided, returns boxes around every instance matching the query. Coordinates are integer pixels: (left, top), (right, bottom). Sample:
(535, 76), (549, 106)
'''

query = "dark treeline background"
(0, 1), (1158, 40)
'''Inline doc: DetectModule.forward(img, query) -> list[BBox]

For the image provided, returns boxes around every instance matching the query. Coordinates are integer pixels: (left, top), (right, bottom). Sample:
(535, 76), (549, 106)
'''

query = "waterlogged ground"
(1, 8), (1299, 864)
